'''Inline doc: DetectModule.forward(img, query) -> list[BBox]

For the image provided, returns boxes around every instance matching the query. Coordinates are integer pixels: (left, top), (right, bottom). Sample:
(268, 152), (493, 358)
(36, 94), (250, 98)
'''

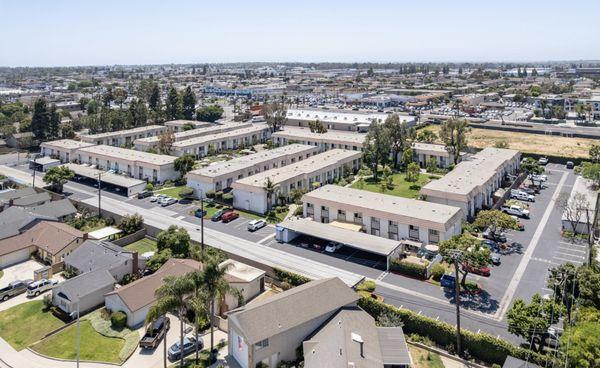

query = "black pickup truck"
(139, 316), (170, 349)
(0, 279), (33, 301)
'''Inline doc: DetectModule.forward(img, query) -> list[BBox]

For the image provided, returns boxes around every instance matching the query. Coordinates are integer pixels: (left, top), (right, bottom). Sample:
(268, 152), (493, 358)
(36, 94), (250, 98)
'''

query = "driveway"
(0, 260), (45, 287)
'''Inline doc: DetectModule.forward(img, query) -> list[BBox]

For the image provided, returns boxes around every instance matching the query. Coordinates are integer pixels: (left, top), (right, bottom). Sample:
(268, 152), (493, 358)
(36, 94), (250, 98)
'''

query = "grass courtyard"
(0, 300), (64, 350)
(351, 172), (432, 198)
(156, 185), (187, 199)
(124, 237), (158, 254)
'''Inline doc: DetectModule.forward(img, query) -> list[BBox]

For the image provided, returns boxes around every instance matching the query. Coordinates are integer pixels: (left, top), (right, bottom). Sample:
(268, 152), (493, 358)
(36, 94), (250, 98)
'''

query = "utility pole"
(584, 208), (594, 265)
(200, 190), (205, 255)
(449, 249), (463, 357)
(97, 172), (102, 218)
(70, 301), (80, 368)
(32, 155), (37, 187)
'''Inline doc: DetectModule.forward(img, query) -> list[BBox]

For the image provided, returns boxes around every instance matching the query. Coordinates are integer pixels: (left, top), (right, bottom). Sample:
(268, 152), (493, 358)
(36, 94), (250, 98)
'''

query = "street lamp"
(448, 249), (464, 357)
(70, 301), (80, 368)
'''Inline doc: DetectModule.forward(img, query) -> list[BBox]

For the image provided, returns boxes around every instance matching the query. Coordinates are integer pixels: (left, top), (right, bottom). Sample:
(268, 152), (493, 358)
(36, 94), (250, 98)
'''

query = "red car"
(462, 262), (490, 277)
(221, 211), (239, 223)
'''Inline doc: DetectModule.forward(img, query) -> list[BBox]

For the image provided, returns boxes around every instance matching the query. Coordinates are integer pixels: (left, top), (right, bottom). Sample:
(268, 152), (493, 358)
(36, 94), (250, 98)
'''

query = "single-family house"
(63, 240), (138, 282)
(52, 269), (116, 315)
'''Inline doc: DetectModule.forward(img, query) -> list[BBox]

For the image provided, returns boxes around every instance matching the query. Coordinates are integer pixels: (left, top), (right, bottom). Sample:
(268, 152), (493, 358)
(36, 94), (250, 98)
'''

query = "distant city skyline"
(1, 0), (599, 67)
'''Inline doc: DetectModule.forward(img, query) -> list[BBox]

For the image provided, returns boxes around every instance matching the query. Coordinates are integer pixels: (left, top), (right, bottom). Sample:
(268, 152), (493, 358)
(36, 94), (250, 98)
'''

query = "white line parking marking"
(554, 251), (585, 259)
(552, 256), (583, 264)
(559, 241), (587, 248)
(258, 234), (275, 244)
(557, 247), (587, 254)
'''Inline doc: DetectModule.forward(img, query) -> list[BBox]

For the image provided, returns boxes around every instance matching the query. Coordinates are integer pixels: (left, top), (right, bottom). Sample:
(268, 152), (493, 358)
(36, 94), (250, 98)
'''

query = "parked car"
(0, 279), (32, 301)
(501, 204), (530, 219)
(160, 197), (178, 207)
(26, 278), (58, 297)
(168, 336), (203, 361)
(194, 208), (206, 218)
(483, 229), (507, 243)
(482, 239), (500, 252)
(139, 316), (170, 350)
(529, 174), (547, 182)
(325, 241), (343, 253)
(150, 194), (166, 203)
(211, 208), (233, 221)
(519, 186), (538, 195)
(221, 211), (239, 223)
(566, 161), (575, 169)
(511, 191), (535, 202)
(511, 216), (525, 231)
(247, 219), (267, 231)
(538, 157), (548, 165)
(440, 274), (456, 288)
(491, 253), (501, 265)
(137, 190), (153, 199)
(462, 262), (491, 277)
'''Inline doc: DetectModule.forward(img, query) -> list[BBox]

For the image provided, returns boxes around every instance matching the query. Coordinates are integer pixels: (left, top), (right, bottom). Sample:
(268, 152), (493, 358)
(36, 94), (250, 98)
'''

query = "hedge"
(358, 297), (551, 366)
(390, 259), (427, 279)
(110, 311), (127, 329)
(273, 268), (311, 287)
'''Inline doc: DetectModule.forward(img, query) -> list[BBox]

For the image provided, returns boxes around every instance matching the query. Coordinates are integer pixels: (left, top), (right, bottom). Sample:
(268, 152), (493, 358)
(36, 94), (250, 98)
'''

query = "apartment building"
(412, 142), (455, 169)
(231, 149), (361, 214)
(40, 139), (95, 163)
(271, 126), (366, 153)
(75, 145), (177, 182)
(171, 124), (269, 158)
(186, 144), (319, 196)
(163, 119), (214, 132)
(134, 122), (253, 151)
(302, 185), (462, 244)
(80, 125), (167, 146)
(420, 147), (521, 218)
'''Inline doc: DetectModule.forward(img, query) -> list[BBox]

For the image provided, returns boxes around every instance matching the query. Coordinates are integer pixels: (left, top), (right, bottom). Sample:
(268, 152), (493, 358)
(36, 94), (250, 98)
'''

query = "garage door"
(0, 248), (32, 269)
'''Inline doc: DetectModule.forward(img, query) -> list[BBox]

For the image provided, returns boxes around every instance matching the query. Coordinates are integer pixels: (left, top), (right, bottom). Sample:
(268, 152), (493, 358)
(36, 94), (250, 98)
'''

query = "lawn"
(157, 186), (187, 199)
(0, 300), (64, 350)
(408, 345), (445, 368)
(31, 320), (125, 364)
(124, 238), (157, 254)
(351, 172), (432, 198)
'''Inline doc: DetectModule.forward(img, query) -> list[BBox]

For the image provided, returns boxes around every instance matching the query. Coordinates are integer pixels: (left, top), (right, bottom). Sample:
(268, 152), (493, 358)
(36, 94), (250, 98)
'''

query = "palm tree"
(202, 258), (243, 363)
(263, 177), (278, 213)
(146, 275), (193, 368)
(185, 270), (209, 365)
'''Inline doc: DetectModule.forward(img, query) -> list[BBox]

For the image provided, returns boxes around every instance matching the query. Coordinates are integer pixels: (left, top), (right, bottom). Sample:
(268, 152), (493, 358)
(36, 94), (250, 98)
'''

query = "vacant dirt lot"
(421, 125), (595, 158)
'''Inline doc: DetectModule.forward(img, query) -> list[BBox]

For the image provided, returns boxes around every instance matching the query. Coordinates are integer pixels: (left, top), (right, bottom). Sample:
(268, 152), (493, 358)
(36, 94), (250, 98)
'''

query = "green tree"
(521, 157), (544, 186)
(118, 213), (144, 235)
(184, 270), (209, 364)
(102, 86), (114, 107)
(127, 98), (148, 127)
(560, 320), (600, 368)
(43, 166), (74, 193)
(507, 293), (565, 342)
(364, 122), (390, 181)
(181, 86), (197, 120)
(308, 119), (327, 133)
(590, 144), (600, 163)
(165, 86), (182, 121)
(384, 114), (413, 169)
(426, 156), (438, 173)
(494, 139), (509, 149)
(473, 210), (519, 238)
(48, 103), (61, 139)
(416, 129), (437, 143)
(174, 154), (196, 177)
(86, 99), (99, 115)
(157, 131), (175, 154)
(262, 102), (286, 132)
(156, 225), (191, 257)
(439, 118), (470, 164)
(581, 162), (600, 188)
(148, 83), (161, 113)
(547, 263), (578, 321)
(405, 162), (420, 183)
(31, 98), (50, 140)
(439, 233), (490, 286)
(196, 105), (224, 123)
(263, 177), (278, 213)
(401, 147), (413, 169)
(113, 88), (128, 109)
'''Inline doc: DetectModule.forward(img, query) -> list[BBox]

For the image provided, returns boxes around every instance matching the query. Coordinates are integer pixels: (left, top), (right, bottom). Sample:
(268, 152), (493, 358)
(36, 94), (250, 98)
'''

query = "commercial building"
(272, 126), (366, 153)
(40, 139), (95, 163)
(186, 144), (319, 196)
(232, 149), (361, 214)
(420, 148), (521, 218)
(75, 145), (178, 183)
(80, 125), (167, 146)
(171, 124), (269, 158)
(301, 185), (463, 244)
(285, 108), (415, 132)
(134, 122), (253, 151)
(164, 119), (214, 132)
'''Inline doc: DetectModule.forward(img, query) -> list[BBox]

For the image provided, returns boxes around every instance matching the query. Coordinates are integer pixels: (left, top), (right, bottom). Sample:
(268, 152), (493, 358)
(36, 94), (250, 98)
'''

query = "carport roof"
(278, 217), (401, 256)
(64, 163), (146, 189)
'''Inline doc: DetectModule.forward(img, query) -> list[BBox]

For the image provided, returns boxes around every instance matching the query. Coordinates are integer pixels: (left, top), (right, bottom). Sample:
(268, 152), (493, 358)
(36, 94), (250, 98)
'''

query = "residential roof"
(86, 226), (123, 240)
(81, 125), (165, 140)
(304, 185), (462, 231)
(11, 192), (51, 207)
(221, 259), (266, 283)
(64, 163), (146, 189)
(0, 187), (37, 203)
(412, 142), (450, 156)
(377, 327), (412, 366)
(272, 126), (366, 146)
(0, 220), (83, 257)
(173, 125), (268, 149)
(136, 122), (251, 145)
(277, 217), (402, 256)
(65, 240), (133, 274)
(77, 145), (176, 166)
(105, 258), (202, 312)
(27, 198), (77, 219)
(57, 268), (116, 302)
(228, 277), (359, 345)
(31, 156), (61, 165)
(40, 139), (95, 150)
(0, 207), (53, 240)
(286, 108), (399, 125)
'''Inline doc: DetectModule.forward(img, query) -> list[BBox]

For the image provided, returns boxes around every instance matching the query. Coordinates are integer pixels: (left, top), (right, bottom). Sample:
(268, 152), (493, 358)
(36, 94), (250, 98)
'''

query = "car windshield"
(27, 284), (37, 290)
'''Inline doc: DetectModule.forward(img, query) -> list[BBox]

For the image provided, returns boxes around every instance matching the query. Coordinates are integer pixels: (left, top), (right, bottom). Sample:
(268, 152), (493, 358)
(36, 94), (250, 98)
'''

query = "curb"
(26, 347), (123, 367)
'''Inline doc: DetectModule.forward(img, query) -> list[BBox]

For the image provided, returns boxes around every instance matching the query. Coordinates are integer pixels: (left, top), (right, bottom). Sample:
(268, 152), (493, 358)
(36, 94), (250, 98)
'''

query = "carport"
(29, 156), (60, 172)
(276, 217), (404, 270)
(64, 163), (147, 196)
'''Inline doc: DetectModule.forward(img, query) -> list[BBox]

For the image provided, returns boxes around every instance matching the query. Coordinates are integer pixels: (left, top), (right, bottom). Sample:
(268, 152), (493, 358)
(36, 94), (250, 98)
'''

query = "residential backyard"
(123, 238), (157, 254)
(351, 172), (432, 198)
(0, 300), (64, 350)
(408, 345), (445, 368)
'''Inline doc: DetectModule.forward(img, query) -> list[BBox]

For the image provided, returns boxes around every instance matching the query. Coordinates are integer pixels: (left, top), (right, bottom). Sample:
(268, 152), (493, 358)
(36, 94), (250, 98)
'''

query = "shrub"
(222, 193), (234, 202)
(205, 190), (216, 198)
(110, 311), (127, 329)
(357, 280), (376, 292)
(118, 213), (144, 235)
(280, 281), (292, 291)
(293, 206), (303, 216)
(390, 259), (427, 279)
(430, 263), (445, 281)
(274, 267), (311, 287)
(145, 183), (154, 191)
(215, 191), (223, 199)
(338, 178), (348, 187)
(42, 294), (53, 311)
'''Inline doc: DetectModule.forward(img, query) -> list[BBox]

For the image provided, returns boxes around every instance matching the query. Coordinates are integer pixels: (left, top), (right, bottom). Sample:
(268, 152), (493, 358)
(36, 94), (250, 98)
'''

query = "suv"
(26, 279), (58, 297)
(538, 157), (548, 165)
(510, 191), (535, 202)
(160, 197), (177, 207)
(566, 161), (574, 169)
(247, 219), (267, 231)
(211, 208), (233, 221)
(221, 211), (239, 223)
(137, 190), (153, 199)
(140, 316), (170, 350)
(501, 204), (530, 219)
(325, 242), (343, 253)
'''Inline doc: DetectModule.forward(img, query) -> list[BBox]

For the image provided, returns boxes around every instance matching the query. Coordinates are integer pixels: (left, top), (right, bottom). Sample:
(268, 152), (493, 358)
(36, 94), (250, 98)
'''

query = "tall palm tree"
(263, 177), (278, 213)
(202, 258), (243, 363)
(146, 275), (193, 368)
(185, 270), (209, 365)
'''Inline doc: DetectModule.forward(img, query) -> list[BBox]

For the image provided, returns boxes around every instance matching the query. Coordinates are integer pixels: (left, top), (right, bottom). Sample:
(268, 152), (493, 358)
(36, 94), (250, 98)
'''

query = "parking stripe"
(554, 251), (585, 259)
(552, 256), (583, 264)
(557, 246), (587, 254)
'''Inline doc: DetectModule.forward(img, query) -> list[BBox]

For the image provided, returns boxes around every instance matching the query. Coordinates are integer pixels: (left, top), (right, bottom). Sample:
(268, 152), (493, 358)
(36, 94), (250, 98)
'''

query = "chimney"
(83, 233), (88, 240)
(351, 333), (364, 358)
(132, 251), (138, 275)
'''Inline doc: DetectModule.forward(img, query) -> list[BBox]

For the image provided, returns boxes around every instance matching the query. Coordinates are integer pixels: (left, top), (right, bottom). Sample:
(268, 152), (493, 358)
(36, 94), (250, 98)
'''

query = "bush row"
(389, 259), (427, 279)
(358, 297), (550, 366)
(273, 267), (311, 287)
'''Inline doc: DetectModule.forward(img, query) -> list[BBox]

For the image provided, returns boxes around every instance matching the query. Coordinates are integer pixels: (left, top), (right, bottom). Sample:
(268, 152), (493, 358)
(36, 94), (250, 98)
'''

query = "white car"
(501, 204), (530, 219)
(538, 157), (548, 165)
(150, 194), (166, 202)
(26, 279), (58, 297)
(325, 242), (343, 253)
(510, 191), (535, 202)
(247, 219), (267, 231)
(160, 197), (177, 207)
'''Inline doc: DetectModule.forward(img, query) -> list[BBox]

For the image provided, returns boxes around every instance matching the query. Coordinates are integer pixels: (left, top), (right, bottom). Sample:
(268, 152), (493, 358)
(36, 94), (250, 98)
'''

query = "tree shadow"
(443, 287), (500, 314)
(499, 242), (524, 256)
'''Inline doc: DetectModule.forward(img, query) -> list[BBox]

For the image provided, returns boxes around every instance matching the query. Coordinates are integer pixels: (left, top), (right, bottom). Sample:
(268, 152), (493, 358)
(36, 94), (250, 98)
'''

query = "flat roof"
(87, 226), (123, 240)
(164, 120), (214, 127)
(77, 145), (176, 166)
(81, 125), (165, 139)
(278, 217), (401, 256)
(287, 108), (407, 125)
(173, 125), (267, 148)
(412, 142), (450, 155)
(136, 122), (252, 144)
(31, 156), (60, 165)
(233, 149), (361, 187)
(41, 139), (95, 150)
(187, 144), (317, 178)
(64, 163), (146, 189)
(272, 126), (366, 145)
(303, 185), (462, 231)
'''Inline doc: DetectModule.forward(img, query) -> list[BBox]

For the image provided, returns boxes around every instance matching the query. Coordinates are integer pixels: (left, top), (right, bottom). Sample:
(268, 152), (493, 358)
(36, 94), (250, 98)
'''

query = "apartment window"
(428, 229), (440, 244)
(337, 209), (346, 221)
(388, 221), (399, 240)
(409, 225), (420, 241)
(306, 202), (314, 216)
(254, 339), (269, 351)
(371, 217), (380, 236)
(354, 212), (363, 225)
(321, 206), (329, 223)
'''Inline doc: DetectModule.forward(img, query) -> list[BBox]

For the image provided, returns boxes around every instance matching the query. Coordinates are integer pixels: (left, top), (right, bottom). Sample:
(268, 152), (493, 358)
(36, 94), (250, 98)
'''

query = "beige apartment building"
(232, 149), (361, 214)
(412, 142), (455, 169)
(40, 139), (95, 163)
(186, 144), (319, 196)
(302, 185), (463, 244)
(163, 119), (214, 132)
(80, 125), (167, 146)
(271, 126), (365, 152)
(420, 147), (521, 218)
(171, 124), (269, 157)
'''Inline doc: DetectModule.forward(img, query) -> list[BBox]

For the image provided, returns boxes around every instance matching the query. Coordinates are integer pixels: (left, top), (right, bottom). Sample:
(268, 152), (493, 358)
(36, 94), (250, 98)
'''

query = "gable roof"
(0, 220), (83, 257)
(27, 199), (77, 218)
(0, 187), (37, 203)
(0, 207), (56, 240)
(56, 269), (116, 302)
(11, 192), (51, 207)
(105, 258), (202, 312)
(65, 239), (133, 274)
(228, 277), (359, 345)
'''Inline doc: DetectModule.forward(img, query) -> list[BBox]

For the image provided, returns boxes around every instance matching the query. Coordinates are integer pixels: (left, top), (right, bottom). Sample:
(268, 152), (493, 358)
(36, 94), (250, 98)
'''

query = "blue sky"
(1, 0), (599, 66)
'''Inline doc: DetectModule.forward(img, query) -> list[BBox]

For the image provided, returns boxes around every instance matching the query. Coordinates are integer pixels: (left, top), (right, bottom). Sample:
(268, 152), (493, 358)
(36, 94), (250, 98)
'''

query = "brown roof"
(0, 220), (83, 257)
(105, 258), (202, 312)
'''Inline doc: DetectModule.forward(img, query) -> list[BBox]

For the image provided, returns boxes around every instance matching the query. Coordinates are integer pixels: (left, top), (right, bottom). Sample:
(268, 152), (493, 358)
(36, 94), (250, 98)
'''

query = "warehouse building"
(80, 125), (167, 146)
(232, 149), (361, 214)
(186, 144), (319, 196)
(171, 125), (269, 158)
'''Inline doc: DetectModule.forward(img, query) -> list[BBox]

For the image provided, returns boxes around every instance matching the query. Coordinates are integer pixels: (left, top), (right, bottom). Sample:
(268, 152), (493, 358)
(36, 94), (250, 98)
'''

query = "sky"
(1, 0), (599, 67)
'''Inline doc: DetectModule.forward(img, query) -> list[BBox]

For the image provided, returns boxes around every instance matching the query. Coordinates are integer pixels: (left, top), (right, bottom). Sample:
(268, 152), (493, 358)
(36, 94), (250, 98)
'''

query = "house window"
(428, 229), (440, 244)
(354, 212), (363, 225)
(337, 209), (346, 221)
(255, 338), (269, 351)
(409, 225), (420, 241)
(371, 217), (380, 236)
(389, 221), (399, 240)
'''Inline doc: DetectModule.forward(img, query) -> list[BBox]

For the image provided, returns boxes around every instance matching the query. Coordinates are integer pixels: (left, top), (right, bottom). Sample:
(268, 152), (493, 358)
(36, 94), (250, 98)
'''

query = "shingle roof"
(57, 269), (116, 302)
(0, 220), (82, 256)
(502, 356), (542, 368)
(228, 277), (359, 345)
(0, 187), (37, 203)
(27, 199), (77, 218)
(11, 192), (51, 207)
(0, 207), (56, 240)
(65, 239), (133, 274)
